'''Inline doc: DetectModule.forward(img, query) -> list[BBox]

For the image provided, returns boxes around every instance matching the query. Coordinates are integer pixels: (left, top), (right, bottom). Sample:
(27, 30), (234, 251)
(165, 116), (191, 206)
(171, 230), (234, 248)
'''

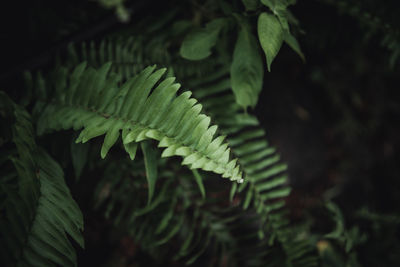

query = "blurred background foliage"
(1, 0), (399, 266)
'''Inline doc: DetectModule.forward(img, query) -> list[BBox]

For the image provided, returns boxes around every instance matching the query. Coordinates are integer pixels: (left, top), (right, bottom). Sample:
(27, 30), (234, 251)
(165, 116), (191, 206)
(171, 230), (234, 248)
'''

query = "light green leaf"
(257, 12), (284, 71)
(180, 18), (227, 60)
(124, 141), (138, 160)
(284, 31), (305, 62)
(100, 126), (120, 158)
(192, 169), (206, 199)
(141, 141), (158, 204)
(231, 25), (264, 108)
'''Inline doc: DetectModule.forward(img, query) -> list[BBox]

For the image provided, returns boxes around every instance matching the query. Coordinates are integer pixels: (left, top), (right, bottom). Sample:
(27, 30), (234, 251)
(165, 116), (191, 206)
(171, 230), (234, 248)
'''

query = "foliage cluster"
(1, 0), (400, 266)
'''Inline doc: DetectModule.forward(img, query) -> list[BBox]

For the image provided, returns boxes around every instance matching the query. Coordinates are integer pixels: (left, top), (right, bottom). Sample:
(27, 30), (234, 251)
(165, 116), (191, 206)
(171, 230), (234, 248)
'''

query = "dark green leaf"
(242, 0), (259, 11)
(180, 18), (227, 60)
(231, 25), (264, 108)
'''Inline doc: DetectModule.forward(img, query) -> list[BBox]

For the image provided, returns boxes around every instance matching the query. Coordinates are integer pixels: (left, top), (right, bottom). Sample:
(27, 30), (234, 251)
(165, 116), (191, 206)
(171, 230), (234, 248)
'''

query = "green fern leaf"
(36, 63), (243, 183)
(258, 12), (284, 72)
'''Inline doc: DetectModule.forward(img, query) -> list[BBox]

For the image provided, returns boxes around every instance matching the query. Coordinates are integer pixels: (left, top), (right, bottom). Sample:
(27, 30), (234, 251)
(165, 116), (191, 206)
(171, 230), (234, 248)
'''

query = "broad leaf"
(180, 18), (227, 60)
(230, 25), (264, 108)
(257, 12), (284, 71)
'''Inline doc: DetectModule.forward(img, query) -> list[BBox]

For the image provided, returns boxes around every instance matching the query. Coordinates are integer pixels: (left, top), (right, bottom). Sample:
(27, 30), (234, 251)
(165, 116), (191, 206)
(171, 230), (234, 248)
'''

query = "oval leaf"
(230, 26), (264, 108)
(257, 12), (284, 72)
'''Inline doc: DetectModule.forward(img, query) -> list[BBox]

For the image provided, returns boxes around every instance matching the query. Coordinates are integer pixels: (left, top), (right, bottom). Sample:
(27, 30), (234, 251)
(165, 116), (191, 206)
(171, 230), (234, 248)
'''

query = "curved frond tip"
(37, 62), (243, 183)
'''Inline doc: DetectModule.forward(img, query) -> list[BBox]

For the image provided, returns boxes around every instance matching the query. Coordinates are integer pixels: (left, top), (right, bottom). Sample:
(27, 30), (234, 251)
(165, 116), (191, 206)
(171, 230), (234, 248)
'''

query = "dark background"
(1, 0), (399, 266)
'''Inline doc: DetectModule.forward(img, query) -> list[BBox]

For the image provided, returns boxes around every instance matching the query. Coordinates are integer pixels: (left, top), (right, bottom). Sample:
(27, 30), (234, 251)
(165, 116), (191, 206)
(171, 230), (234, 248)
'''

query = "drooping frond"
(0, 93), (84, 267)
(186, 68), (319, 267)
(186, 67), (290, 222)
(35, 62), (243, 183)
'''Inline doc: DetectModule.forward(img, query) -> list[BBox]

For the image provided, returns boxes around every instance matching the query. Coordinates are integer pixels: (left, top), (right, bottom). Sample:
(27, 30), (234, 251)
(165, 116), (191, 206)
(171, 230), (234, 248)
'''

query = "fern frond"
(187, 67), (290, 222)
(35, 62), (243, 183)
(186, 67), (319, 266)
(65, 37), (171, 81)
(0, 94), (84, 267)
